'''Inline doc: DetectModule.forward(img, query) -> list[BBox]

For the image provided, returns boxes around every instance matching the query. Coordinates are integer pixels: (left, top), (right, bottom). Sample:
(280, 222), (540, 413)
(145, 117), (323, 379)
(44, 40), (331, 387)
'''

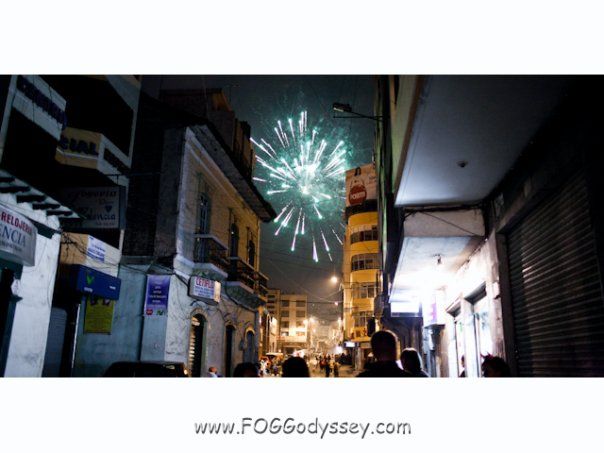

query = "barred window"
(281, 301), (290, 307)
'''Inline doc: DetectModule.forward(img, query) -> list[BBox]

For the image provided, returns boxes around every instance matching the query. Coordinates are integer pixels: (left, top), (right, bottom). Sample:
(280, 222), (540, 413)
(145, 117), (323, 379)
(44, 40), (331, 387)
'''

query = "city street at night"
(2, 3), (604, 453)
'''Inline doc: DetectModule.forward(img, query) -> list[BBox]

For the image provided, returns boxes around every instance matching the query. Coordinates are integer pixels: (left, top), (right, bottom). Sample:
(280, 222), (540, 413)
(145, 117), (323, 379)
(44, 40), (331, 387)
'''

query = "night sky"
(149, 76), (376, 316)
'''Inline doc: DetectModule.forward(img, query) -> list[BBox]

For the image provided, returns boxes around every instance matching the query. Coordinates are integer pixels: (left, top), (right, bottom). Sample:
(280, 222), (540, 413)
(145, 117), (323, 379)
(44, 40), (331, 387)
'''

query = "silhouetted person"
(401, 348), (429, 377)
(482, 355), (511, 377)
(459, 355), (466, 378)
(233, 362), (260, 377)
(281, 357), (310, 377)
(325, 355), (331, 378)
(357, 331), (408, 377)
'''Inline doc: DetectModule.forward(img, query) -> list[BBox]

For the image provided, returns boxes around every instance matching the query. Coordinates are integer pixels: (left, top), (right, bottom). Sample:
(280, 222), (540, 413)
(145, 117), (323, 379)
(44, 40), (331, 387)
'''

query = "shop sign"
(144, 274), (171, 316)
(55, 127), (101, 169)
(74, 265), (121, 300)
(0, 203), (37, 266)
(60, 186), (124, 230)
(345, 341), (355, 348)
(83, 296), (115, 334)
(12, 75), (67, 139)
(188, 276), (221, 302)
(86, 236), (106, 262)
(345, 163), (377, 207)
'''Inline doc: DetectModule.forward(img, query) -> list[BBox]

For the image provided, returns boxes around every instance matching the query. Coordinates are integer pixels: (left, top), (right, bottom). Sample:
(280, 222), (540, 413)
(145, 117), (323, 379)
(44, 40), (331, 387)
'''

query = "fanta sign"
(0, 204), (37, 266)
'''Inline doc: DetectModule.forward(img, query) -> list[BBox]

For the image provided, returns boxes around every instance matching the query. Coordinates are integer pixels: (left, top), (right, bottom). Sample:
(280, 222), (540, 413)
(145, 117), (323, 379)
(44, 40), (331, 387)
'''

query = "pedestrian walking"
(357, 331), (408, 378)
(333, 360), (340, 377)
(207, 366), (219, 377)
(325, 355), (331, 378)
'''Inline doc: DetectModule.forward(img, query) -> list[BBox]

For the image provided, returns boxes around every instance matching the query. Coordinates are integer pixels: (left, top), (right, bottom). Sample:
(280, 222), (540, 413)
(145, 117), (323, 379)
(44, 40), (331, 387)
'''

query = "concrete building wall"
(436, 233), (505, 377)
(177, 129), (261, 268)
(73, 265), (147, 377)
(4, 214), (61, 377)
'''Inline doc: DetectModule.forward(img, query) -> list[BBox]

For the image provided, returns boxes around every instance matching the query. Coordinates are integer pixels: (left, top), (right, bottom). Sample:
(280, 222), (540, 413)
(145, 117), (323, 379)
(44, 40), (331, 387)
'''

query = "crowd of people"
(204, 330), (511, 378)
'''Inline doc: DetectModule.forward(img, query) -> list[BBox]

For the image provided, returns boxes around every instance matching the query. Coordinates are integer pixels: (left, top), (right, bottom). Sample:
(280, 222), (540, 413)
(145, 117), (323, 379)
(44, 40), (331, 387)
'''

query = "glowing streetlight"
(330, 275), (338, 284)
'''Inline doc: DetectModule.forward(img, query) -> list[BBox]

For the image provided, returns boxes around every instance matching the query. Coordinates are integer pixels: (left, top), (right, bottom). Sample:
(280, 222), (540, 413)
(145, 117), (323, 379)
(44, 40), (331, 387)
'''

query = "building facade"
(72, 91), (274, 377)
(342, 164), (382, 368)
(278, 293), (308, 355)
(0, 75), (139, 377)
(375, 75), (604, 377)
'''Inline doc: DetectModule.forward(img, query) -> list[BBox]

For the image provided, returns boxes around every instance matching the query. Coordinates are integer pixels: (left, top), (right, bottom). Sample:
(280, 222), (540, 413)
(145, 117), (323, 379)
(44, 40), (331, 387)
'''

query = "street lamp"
(332, 102), (383, 121)
(330, 275), (339, 284)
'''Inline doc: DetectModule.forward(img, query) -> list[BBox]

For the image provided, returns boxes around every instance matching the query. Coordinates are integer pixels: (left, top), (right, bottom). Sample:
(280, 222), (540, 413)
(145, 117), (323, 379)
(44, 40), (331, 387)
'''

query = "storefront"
(45, 264), (121, 376)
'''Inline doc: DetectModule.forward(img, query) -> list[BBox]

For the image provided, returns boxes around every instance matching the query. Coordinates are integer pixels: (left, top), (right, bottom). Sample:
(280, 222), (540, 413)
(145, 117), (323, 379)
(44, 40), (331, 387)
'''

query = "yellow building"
(342, 164), (379, 367)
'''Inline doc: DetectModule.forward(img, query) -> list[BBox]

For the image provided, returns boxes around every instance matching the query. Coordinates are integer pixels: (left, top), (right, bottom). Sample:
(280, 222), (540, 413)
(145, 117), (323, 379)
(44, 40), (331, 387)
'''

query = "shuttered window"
(507, 172), (604, 376)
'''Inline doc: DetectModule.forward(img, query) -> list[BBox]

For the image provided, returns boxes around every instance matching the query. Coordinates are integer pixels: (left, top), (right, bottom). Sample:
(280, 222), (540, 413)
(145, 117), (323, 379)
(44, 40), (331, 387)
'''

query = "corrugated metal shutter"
(42, 307), (68, 377)
(507, 172), (604, 376)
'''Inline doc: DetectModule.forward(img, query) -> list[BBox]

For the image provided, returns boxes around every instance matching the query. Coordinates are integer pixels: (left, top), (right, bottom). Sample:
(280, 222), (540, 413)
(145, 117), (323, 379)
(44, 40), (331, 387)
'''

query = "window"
(247, 240), (256, 267)
(281, 310), (289, 318)
(352, 311), (373, 331)
(281, 301), (290, 307)
(197, 192), (211, 234)
(281, 321), (289, 328)
(353, 282), (378, 299)
(350, 226), (378, 244)
(296, 310), (305, 318)
(281, 331), (289, 337)
(351, 253), (380, 271)
(229, 223), (239, 257)
(296, 321), (304, 328)
(296, 301), (305, 307)
(296, 331), (306, 337)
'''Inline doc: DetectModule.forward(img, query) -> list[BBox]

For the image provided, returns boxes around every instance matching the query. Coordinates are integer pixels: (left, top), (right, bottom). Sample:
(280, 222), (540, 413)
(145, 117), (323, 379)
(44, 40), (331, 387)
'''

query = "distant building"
(278, 293), (308, 354)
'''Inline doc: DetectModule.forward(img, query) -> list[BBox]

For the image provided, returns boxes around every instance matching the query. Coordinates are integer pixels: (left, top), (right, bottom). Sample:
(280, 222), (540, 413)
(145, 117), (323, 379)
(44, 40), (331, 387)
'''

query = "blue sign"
(73, 265), (121, 300)
(144, 274), (171, 316)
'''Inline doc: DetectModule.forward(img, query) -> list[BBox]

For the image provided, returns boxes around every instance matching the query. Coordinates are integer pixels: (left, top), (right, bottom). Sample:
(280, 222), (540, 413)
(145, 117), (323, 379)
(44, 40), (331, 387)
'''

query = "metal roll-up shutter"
(507, 171), (604, 376)
(42, 307), (68, 377)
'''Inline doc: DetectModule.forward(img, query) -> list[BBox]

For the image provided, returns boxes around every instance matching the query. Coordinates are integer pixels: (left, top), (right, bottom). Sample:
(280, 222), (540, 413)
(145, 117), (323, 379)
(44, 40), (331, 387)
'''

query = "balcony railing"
(193, 234), (229, 273)
(228, 256), (257, 290)
(227, 257), (270, 300)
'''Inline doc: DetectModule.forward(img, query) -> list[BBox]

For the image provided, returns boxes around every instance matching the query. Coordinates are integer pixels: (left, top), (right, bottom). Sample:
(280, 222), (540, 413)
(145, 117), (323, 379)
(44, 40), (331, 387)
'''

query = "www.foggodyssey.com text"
(194, 418), (411, 439)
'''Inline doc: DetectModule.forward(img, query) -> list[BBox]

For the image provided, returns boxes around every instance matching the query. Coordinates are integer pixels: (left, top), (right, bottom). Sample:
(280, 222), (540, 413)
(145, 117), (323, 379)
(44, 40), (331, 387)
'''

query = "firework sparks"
(253, 111), (347, 262)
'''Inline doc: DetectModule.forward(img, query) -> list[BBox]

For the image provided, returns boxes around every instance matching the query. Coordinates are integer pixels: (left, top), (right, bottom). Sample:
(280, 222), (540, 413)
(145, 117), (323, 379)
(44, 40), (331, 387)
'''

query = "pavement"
(310, 364), (356, 378)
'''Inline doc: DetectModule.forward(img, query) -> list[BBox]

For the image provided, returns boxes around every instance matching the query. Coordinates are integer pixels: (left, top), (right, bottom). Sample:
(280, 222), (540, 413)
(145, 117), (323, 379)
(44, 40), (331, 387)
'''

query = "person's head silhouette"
(370, 330), (398, 362)
(281, 357), (310, 377)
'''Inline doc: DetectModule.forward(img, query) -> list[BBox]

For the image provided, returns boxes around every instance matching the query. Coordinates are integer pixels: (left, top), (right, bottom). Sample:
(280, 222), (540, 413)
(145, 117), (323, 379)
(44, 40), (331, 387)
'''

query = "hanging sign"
(60, 186), (124, 230)
(144, 274), (171, 316)
(188, 276), (221, 303)
(0, 203), (37, 266)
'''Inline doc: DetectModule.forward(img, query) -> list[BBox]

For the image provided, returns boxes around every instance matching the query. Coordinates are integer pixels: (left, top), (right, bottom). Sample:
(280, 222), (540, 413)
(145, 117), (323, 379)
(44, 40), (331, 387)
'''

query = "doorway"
(224, 325), (235, 377)
(188, 314), (206, 377)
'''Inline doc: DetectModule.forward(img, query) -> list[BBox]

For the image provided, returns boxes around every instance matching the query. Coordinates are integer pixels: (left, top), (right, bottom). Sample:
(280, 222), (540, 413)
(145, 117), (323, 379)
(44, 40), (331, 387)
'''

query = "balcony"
(193, 234), (229, 280)
(225, 257), (270, 307)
